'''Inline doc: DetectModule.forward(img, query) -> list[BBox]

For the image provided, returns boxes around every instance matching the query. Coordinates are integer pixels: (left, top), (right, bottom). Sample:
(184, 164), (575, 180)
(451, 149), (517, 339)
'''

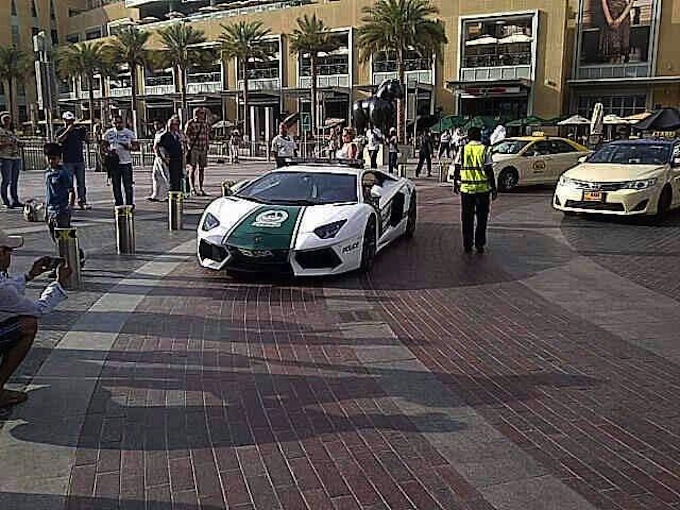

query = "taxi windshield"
(492, 139), (531, 155)
(588, 143), (671, 165)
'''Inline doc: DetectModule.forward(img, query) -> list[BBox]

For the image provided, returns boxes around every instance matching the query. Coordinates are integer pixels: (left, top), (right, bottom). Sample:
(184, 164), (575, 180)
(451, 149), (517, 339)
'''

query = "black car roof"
(608, 138), (678, 146)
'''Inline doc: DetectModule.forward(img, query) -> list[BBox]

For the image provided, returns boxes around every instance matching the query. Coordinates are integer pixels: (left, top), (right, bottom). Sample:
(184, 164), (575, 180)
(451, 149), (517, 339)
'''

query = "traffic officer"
(452, 127), (497, 254)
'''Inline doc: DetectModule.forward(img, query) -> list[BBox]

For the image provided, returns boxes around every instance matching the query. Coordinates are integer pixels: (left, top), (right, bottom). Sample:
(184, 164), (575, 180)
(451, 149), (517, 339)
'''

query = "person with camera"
(0, 229), (71, 408)
(56, 111), (92, 210)
(101, 115), (139, 207)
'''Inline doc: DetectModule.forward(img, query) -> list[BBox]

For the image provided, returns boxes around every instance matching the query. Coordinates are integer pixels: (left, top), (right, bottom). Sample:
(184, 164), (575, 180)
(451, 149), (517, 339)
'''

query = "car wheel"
(360, 216), (377, 272)
(498, 167), (519, 192)
(654, 185), (672, 223)
(404, 192), (417, 238)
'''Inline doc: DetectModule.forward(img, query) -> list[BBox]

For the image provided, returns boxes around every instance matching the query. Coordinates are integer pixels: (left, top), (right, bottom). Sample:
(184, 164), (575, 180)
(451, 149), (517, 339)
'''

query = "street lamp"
(33, 31), (56, 140)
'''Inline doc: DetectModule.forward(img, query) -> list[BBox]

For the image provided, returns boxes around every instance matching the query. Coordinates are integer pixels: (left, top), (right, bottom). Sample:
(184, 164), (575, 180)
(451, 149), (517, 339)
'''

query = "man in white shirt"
(0, 229), (70, 407)
(270, 123), (297, 168)
(102, 114), (139, 206)
(366, 126), (383, 169)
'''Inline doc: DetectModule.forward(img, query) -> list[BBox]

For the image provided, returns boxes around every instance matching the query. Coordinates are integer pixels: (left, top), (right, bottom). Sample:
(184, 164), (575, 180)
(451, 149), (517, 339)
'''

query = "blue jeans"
(63, 162), (87, 205)
(0, 158), (21, 206)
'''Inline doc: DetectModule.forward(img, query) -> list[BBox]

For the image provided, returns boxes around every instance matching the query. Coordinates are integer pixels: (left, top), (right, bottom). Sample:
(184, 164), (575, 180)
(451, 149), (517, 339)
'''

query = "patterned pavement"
(0, 161), (679, 509)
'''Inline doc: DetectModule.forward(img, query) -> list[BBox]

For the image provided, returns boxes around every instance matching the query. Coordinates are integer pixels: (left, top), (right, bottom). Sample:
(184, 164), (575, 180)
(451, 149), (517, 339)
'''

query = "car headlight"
(314, 219), (347, 239)
(558, 175), (579, 188)
(622, 178), (658, 190)
(201, 212), (220, 231)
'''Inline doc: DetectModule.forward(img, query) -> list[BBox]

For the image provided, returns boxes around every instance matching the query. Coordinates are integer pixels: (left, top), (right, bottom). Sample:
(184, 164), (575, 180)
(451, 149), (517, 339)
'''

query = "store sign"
(462, 86), (522, 97)
(578, 0), (658, 66)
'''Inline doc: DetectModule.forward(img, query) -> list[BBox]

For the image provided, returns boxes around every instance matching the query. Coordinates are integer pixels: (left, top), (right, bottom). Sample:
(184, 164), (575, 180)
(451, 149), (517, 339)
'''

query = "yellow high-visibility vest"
(460, 144), (491, 194)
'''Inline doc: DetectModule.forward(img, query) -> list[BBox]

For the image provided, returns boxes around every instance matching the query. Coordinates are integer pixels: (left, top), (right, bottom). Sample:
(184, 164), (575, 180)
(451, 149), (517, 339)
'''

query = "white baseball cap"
(62, 111), (75, 121)
(0, 229), (24, 249)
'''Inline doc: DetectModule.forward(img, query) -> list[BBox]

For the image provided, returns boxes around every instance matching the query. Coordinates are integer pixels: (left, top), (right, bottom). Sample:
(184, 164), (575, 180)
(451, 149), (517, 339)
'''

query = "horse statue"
(352, 79), (405, 134)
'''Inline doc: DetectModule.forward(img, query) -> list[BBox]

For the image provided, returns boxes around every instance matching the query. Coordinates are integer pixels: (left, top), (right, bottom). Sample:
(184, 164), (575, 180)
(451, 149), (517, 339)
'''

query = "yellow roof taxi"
(490, 134), (590, 191)
(553, 138), (680, 222)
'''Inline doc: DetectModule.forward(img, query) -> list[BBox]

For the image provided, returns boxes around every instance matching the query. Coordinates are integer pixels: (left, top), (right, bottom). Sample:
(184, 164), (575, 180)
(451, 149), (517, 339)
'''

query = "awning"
(568, 76), (680, 87)
(447, 78), (532, 97)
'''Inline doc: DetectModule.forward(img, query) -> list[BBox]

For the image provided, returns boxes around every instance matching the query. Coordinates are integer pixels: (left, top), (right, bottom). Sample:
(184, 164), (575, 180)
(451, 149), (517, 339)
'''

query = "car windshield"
(235, 171), (358, 205)
(491, 140), (531, 155)
(588, 143), (671, 165)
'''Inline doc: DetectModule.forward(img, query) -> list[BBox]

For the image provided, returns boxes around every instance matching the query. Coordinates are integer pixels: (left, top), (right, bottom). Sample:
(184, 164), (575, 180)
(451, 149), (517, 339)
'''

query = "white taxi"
(491, 135), (590, 191)
(553, 139), (680, 221)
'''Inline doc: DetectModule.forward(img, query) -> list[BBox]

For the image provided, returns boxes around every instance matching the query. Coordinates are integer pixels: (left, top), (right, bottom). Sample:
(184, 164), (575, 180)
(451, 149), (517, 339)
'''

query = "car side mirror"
(370, 186), (382, 199)
(578, 155), (588, 163)
(673, 157), (680, 168)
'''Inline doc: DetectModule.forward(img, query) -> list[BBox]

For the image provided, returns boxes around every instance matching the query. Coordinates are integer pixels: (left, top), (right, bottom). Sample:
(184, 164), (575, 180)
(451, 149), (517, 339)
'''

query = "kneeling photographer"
(0, 229), (71, 408)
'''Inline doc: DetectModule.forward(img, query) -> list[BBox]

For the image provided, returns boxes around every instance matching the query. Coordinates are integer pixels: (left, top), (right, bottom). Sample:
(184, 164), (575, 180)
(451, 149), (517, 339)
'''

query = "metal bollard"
(221, 180), (235, 197)
(115, 205), (136, 254)
(54, 227), (82, 290)
(168, 191), (183, 231)
(398, 164), (406, 178)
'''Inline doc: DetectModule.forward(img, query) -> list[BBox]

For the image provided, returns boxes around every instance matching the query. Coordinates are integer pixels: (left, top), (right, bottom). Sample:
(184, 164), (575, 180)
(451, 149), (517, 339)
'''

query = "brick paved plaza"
(1, 161), (679, 509)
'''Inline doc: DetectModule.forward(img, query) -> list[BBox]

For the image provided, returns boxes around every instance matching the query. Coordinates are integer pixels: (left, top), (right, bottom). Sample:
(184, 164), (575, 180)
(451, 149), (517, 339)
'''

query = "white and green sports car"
(197, 161), (417, 276)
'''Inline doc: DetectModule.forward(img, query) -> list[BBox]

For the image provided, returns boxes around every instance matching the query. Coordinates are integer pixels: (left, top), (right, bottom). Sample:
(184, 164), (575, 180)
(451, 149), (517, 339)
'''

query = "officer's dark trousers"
(416, 152), (431, 176)
(460, 191), (490, 250)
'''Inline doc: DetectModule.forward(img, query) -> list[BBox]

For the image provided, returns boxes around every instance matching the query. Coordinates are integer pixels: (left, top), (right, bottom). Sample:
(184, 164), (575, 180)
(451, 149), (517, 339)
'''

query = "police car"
(197, 159), (417, 276)
(491, 134), (590, 191)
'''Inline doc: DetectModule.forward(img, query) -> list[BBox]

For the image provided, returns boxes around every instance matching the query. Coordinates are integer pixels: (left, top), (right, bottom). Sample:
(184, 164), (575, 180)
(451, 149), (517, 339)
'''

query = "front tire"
(360, 216), (377, 273)
(404, 192), (417, 238)
(498, 167), (519, 192)
(654, 185), (672, 223)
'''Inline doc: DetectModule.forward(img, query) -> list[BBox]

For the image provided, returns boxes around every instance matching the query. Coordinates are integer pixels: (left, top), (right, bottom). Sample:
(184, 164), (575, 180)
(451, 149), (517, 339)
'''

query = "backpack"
(23, 200), (45, 222)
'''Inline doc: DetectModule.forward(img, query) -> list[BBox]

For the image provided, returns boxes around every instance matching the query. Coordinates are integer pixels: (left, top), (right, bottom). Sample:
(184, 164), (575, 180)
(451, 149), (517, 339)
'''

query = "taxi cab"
(553, 139), (680, 221)
(490, 134), (590, 191)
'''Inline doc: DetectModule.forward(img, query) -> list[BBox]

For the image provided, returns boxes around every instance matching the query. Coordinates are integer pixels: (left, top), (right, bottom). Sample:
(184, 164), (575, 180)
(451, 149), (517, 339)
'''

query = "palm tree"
(357, 0), (447, 142)
(158, 23), (213, 123)
(0, 46), (32, 123)
(219, 20), (273, 141)
(289, 14), (332, 138)
(57, 41), (107, 130)
(104, 26), (151, 134)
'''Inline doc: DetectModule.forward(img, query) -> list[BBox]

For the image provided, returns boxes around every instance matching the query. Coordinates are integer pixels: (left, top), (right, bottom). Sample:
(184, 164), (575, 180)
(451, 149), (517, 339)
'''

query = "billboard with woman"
(579, 0), (658, 65)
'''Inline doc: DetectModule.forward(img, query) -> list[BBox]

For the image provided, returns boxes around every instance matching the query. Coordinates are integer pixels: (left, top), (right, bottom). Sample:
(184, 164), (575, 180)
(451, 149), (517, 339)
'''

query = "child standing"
(44, 143), (85, 266)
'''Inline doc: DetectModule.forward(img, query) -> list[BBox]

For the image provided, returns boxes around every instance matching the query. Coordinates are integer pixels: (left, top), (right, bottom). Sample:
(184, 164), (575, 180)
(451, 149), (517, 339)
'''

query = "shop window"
(31, 0), (38, 17)
(462, 14), (534, 69)
(11, 0), (17, 16)
(66, 34), (80, 44)
(372, 50), (431, 73)
(50, 0), (56, 20)
(51, 29), (59, 45)
(18, 106), (28, 123)
(85, 28), (102, 40)
(11, 25), (20, 46)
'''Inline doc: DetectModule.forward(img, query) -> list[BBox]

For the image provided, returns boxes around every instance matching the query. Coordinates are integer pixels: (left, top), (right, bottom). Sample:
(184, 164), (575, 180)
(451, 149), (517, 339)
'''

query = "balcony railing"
(145, 84), (175, 96)
(460, 65), (532, 82)
(237, 78), (280, 91)
(464, 53), (531, 68)
(79, 89), (102, 99)
(299, 75), (349, 89)
(237, 67), (279, 81)
(373, 70), (433, 86)
(110, 87), (131, 97)
(187, 82), (222, 94)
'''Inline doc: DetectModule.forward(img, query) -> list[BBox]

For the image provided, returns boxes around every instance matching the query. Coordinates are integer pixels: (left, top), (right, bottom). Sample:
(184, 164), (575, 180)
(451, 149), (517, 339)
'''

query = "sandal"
(0, 389), (28, 408)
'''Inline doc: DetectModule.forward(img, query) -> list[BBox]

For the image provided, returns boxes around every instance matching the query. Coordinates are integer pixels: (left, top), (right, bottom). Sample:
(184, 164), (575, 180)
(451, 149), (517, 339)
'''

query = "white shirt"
(103, 127), (137, 165)
(271, 135), (296, 157)
(0, 273), (67, 323)
(366, 129), (383, 150)
(440, 131), (451, 144)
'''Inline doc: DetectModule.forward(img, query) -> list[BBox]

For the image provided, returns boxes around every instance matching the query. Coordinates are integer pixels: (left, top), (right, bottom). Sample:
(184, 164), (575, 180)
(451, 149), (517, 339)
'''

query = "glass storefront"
(462, 15), (534, 69)
(576, 93), (647, 117)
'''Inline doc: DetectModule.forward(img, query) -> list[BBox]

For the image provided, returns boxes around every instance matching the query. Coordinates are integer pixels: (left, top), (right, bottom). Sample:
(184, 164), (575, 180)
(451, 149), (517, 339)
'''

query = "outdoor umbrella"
(212, 120), (234, 129)
(557, 115), (590, 126)
(407, 114), (440, 132)
(465, 35), (498, 46)
(432, 115), (466, 133)
(602, 114), (629, 125)
(632, 107), (680, 131)
(497, 33), (533, 44)
(282, 112), (300, 128)
(461, 116), (497, 132)
(623, 112), (652, 124)
(506, 115), (545, 127)
(322, 118), (346, 130)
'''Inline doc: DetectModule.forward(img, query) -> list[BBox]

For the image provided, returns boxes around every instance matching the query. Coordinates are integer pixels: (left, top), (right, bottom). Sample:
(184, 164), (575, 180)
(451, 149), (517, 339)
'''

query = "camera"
(48, 257), (65, 270)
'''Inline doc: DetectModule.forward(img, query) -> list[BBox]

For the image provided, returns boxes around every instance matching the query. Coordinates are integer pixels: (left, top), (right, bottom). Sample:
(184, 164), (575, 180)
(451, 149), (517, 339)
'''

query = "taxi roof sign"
(531, 131), (546, 137)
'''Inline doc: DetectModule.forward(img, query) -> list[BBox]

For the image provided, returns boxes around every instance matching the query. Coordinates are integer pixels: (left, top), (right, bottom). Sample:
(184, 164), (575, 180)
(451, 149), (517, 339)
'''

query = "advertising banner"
(579, 0), (658, 65)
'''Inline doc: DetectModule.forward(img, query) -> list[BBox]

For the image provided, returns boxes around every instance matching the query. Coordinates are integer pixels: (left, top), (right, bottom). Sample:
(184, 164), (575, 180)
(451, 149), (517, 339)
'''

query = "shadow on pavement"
(0, 492), (222, 510)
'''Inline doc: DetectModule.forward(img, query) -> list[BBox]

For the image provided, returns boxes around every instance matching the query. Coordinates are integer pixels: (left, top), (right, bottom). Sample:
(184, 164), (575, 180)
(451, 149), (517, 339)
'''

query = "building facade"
(2, 0), (678, 136)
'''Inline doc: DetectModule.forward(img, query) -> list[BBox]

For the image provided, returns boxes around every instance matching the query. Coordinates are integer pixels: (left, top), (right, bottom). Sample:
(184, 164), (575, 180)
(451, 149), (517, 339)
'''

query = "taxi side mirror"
(370, 186), (382, 199)
(578, 155), (588, 164)
(672, 157), (680, 168)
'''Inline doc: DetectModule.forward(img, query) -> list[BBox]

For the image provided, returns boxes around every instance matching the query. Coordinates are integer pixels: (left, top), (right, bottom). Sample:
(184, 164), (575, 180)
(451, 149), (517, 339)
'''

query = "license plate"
(583, 191), (604, 202)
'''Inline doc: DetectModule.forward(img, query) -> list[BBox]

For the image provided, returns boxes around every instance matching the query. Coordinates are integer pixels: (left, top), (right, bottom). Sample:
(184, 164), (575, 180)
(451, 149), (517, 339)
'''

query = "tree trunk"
(310, 54), (317, 139)
(99, 78), (107, 124)
(130, 63), (140, 135)
(180, 65), (188, 126)
(396, 50), (405, 144)
(242, 61), (249, 147)
(5, 79), (17, 128)
(87, 75), (95, 130)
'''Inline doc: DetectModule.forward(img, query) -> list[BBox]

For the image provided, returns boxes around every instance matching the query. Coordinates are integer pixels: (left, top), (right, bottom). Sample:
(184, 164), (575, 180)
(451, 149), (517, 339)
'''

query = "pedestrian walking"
(438, 129), (451, 159)
(92, 120), (104, 173)
(184, 107), (210, 196)
(230, 129), (241, 164)
(56, 111), (92, 210)
(158, 116), (185, 194)
(271, 122), (296, 167)
(147, 120), (169, 202)
(366, 126), (383, 169)
(102, 114), (139, 207)
(387, 127), (398, 174)
(0, 228), (71, 408)
(0, 112), (23, 209)
(452, 127), (498, 254)
(415, 130), (433, 177)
